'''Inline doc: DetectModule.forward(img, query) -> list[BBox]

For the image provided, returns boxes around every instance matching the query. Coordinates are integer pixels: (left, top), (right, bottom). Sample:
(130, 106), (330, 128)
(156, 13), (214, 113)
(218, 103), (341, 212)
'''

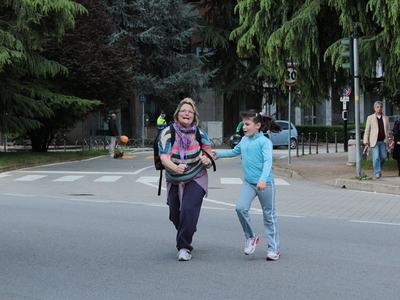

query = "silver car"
(229, 120), (298, 149)
(269, 120), (298, 149)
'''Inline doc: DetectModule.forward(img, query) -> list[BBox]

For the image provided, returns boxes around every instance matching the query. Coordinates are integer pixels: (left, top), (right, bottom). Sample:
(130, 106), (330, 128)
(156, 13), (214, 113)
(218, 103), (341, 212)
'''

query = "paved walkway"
(273, 144), (400, 195)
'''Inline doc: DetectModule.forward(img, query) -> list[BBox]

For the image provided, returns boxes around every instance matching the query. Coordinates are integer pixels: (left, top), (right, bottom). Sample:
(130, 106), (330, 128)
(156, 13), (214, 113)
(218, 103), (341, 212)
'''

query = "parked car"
(348, 129), (365, 139)
(229, 132), (242, 148)
(229, 120), (298, 149)
(269, 120), (298, 149)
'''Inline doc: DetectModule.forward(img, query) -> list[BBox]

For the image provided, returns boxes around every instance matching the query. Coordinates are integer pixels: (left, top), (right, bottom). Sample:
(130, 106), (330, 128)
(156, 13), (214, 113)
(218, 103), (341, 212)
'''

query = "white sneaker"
(266, 250), (280, 261)
(244, 235), (259, 255)
(177, 248), (192, 261)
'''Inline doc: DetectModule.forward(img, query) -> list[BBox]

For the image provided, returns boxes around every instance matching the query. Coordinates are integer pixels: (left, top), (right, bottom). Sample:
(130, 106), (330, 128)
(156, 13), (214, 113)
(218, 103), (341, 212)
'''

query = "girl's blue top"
(217, 132), (274, 183)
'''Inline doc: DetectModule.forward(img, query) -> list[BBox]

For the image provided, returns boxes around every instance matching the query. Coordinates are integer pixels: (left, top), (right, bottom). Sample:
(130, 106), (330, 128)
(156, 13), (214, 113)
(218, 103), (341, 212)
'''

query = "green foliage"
(351, 172), (372, 180)
(361, 158), (398, 170)
(0, 0), (101, 144)
(107, 0), (213, 107)
(45, 0), (132, 118)
(296, 125), (366, 143)
(0, 0), (112, 152)
(228, 0), (400, 107)
(198, 0), (271, 104)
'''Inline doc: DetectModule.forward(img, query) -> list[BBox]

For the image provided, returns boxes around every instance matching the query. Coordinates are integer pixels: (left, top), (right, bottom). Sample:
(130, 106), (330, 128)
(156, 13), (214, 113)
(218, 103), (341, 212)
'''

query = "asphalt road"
(1, 151), (399, 300)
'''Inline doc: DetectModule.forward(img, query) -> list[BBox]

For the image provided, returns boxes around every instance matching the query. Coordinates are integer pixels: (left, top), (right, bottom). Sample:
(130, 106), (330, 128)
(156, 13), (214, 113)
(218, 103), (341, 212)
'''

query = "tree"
(106, 0), (213, 109)
(230, 0), (400, 107)
(45, 0), (133, 118)
(194, 0), (268, 133)
(0, 0), (101, 151)
(198, 0), (262, 99)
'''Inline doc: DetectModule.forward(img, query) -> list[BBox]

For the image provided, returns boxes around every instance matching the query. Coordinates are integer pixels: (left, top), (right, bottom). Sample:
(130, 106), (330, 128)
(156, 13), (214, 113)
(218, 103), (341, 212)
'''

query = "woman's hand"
(175, 163), (187, 174)
(200, 153), (212, 168)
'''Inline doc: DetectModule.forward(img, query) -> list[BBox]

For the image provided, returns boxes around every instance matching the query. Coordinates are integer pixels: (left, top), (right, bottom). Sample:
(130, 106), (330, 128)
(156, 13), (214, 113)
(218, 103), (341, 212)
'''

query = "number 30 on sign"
(285, 65), (297, 86)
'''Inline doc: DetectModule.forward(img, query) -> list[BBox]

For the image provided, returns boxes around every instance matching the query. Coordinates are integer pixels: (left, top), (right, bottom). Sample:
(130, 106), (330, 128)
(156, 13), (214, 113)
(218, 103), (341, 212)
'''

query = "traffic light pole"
(353, 26), (361, 176)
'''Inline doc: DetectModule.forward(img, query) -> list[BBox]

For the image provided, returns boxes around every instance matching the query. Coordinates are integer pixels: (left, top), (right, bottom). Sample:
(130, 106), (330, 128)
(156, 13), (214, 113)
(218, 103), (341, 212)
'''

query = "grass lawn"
(0, 149), (109, 170)
(361, 156), (398, 170)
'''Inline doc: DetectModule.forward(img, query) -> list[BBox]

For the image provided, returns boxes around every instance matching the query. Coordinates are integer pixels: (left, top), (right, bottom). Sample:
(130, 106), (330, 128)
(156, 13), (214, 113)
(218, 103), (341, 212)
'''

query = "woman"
(158, 98), (213, 261)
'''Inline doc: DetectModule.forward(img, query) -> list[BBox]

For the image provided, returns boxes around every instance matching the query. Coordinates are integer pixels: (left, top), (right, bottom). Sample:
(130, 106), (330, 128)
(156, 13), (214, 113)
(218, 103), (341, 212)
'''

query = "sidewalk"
(273, 145), (400, 195)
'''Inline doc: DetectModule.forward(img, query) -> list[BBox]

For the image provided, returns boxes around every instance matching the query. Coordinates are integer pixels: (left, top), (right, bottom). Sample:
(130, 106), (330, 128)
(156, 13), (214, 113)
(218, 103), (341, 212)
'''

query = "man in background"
(363, 101), (390, 179)
(157, 110), (167, 134)
(108, 113), (119, 158)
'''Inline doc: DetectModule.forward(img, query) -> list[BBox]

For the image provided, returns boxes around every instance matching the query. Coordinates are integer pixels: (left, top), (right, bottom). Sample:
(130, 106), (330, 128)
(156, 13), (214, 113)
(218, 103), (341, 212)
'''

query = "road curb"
(273, 167), (304, 180)
(334, 178), (400, 195)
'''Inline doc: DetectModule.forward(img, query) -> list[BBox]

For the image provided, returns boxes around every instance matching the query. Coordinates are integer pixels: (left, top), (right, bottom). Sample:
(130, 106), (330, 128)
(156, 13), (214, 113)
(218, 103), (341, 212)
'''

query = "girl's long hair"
(240, 109), (282, 133)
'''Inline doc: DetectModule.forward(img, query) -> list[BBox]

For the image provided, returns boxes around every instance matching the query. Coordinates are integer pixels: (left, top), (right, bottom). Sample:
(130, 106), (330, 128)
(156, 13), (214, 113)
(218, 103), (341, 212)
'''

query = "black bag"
(153, 124), (216, 195)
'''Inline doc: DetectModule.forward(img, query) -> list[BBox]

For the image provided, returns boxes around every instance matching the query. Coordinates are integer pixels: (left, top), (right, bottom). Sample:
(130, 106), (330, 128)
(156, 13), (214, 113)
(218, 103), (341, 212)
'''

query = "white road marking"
(53, 175), (85, 182)
(350, 220), (400, 226)
(93, 176), (122, 182)
(221, 178), (242, 184)
(16, 170), (136, 175)
(220, 177), (290, 185)
(275, 178), (290, 185)
(15, 175), (47, 181)
(136, 176), (159, 183)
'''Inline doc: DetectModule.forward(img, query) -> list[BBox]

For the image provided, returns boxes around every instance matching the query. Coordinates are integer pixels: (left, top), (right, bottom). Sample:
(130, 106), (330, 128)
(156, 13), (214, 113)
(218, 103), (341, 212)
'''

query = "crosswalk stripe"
(275, 178), (290, 185)
(53, 175), (84, 182)
(136, 177), (290, 185)
(0, 174), (11, 179)
(5, 174), (290, 185)
(15, 175), (47, 181)
(93, 176), (122, 182)
(221, 178), (242, 184)
(220, 178), (289, 185)
(136, 176), (159, 183)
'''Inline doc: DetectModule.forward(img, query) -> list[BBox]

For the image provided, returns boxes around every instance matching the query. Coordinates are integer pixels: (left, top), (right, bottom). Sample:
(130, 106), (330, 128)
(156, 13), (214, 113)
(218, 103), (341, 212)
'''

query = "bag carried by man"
(153, 124), (216, 195)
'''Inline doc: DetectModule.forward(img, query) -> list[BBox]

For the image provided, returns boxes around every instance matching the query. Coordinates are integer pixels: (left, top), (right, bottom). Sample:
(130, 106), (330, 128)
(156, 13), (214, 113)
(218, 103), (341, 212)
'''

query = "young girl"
(213, 110), (282, 261)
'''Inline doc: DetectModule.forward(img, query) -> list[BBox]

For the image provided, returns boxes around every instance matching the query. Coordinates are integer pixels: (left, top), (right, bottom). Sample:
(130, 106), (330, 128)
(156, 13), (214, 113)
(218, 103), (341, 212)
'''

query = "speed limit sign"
(285, 65), (297, 86)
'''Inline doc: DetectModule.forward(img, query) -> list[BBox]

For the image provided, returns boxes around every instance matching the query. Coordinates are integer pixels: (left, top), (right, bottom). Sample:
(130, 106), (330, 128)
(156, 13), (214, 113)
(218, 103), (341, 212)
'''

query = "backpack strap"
(158, 125), (216, 196)
(157, 124), (175, 196)
(196, 128), (216, 172)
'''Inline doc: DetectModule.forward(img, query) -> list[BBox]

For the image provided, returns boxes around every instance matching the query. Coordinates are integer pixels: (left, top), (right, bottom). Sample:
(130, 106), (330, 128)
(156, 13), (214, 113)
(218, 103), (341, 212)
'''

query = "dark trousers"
(167, 181), (205, 251)
(397, 159), (400, 174)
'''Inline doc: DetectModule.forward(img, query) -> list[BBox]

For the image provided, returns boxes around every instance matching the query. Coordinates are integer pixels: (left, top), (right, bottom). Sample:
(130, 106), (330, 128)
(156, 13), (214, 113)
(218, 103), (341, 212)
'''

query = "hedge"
(296, 124), (365, 143)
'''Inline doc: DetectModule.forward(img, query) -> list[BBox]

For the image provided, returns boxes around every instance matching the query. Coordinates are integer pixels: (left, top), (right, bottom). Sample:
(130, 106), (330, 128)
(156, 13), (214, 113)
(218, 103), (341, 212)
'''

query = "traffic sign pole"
(353, 26), (361, 176)
(285, 63), (297, 165)
(139, 93), (147, 148)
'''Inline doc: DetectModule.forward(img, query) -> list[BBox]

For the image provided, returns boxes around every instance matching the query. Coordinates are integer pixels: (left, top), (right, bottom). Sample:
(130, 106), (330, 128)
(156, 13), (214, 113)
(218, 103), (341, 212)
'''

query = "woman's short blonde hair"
(173, 97), (200, 126)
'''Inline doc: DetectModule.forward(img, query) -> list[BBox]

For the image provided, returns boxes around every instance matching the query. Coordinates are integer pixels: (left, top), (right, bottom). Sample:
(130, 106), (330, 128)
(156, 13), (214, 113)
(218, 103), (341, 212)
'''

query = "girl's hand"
(256, 180), (266, 191)
(211, 151), (218, 160)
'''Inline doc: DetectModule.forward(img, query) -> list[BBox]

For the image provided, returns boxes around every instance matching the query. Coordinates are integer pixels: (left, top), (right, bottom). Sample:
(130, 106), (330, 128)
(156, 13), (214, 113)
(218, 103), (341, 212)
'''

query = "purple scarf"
(173, 122), (197, 164)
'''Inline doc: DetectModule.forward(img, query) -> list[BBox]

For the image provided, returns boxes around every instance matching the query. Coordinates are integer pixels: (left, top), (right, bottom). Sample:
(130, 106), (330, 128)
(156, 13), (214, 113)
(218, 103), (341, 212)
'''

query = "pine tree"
(106, 0), (212, 108)
(231, 0), (400, 106)
(198, 1), (263, 99)
(45, 0), (132, 118)
(0, 0), (101, 151)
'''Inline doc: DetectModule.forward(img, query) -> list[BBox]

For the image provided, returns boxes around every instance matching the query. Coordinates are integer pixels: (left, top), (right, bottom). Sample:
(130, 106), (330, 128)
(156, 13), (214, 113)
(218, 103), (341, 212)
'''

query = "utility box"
(347, 139), (363, 165)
